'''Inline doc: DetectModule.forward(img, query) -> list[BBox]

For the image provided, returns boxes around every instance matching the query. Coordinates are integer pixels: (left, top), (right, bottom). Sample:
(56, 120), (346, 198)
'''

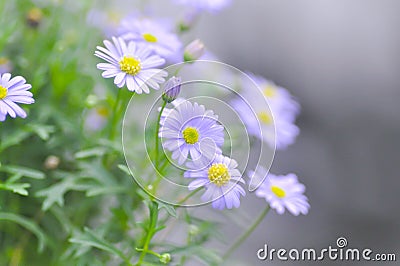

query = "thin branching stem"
(223, 205), (270, 260)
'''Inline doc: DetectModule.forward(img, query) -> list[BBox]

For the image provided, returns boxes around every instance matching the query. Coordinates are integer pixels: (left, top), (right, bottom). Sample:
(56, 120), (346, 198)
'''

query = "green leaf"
(0, 165), (45, 179)
(0, 212), (48, 252)
(0, 130), (31, 151)
(78, 161), (117, 187)
(35, 178), (86, 211)
(169, 245), (222, 266)
(190, 246), (222, 266)
(117, 164), (132, 176)
(157, 201), (177, 218)
(27, 124), (56, 141)
(85, 185), (128, 197)
(69, 227), (129, 262)
(0, 183), (30, 196)
(74, 147), (106, 159)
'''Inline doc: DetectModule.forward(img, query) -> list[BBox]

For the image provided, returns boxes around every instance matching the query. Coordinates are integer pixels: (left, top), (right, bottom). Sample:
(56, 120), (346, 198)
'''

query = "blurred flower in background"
(84, 104), (110, 132)
(231, 73), (300, 149)
(173, 0), (232, 13)
(118, 16), (182, 62)
(87, 8), (123, 37)
(0, 57), (12, 74)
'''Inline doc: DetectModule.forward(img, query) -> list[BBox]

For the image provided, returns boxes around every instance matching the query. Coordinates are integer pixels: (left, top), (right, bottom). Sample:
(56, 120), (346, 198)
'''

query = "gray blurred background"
(191, 0), (400, 265)
(115, 0), (400, 264)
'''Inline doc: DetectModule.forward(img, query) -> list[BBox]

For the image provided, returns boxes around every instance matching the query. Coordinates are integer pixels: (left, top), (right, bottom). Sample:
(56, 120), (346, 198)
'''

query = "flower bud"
(189, 224), (199, 236)
(26, 8), (43, 28)
(44, 155), (60, 170)
(159, 253), (171, 264)
(183, 39), (205, 62)
(162, 76), (182, 103)
(178, 9), (199, 32)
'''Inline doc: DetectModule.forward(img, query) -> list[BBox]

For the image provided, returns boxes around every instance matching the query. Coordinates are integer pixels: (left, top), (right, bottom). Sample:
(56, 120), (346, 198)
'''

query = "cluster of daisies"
(93, 0), (309, 216)
(157, 80), (309, 215)
(93, 0), (233, 94)
(94, 8), (206, 93)
(159, 97), (245, 210)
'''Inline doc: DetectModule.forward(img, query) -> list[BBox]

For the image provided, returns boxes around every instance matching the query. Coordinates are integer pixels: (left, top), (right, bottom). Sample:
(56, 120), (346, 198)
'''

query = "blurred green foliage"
(0, 0), (221, 265)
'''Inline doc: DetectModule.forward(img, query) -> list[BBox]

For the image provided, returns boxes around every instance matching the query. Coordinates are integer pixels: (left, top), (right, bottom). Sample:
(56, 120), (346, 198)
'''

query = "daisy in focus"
(249, 167), (309, 216)
(231, 73), (300, 150)
(0, 73), (34, 122)
(185, 154), (246, 210)
(174, 0), (232, 13)
(118, 16), (182, 61)
(95, 37), (167, 94)
(159, 99), (224, 165)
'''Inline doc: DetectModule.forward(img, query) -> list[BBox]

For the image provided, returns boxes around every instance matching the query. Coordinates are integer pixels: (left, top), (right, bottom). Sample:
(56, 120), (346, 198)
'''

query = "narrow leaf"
(69, 227), (129, 261)
(0, 212), (48, 252)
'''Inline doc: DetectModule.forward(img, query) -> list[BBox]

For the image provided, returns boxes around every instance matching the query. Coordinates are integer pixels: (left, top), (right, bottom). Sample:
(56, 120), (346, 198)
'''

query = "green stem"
(109, 88), (123, 140)
(136, 248), (160, 258)
(175, 187), (203, 207)
(222, 205), (270, 260)
(154, 101), (167, 168)
(158, 188), (203, 229)
(152, 101), (167, 192)
(151, 162), (169, 193)
(136, 201), (159, 266)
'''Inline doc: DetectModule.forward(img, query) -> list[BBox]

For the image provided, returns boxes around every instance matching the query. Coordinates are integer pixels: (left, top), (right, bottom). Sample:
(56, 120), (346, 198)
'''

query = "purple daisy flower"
(159, 99), (224, 165)
(0, 73), (34, 122)
(174, 0), (232, 13)
(231, 73), (300, 150)
(185, 154), (246, 210)
(250, 167), (310, 216)
(118, 16), (182, 61)
(95, 37), (167, 94)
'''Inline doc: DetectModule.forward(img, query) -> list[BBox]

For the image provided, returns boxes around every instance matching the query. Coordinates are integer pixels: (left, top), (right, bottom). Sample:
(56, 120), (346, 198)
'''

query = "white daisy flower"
(95, 37), (167, 94)
(250, 167), (310, 216)
(0, 73), (34, 122)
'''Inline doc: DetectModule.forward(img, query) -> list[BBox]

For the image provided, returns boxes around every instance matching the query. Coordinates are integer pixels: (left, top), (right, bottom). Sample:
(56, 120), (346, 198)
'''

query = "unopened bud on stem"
(184, 39), (205, 62)
(162, 76), (182, 103)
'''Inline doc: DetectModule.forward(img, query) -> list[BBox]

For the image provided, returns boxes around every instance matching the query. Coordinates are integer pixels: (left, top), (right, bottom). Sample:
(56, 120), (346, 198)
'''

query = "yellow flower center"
(96, 107), (109, 117)
(119, 56), (141, 76)
(182, 127), (199, 144)
(0, 57), (9, 65)
(271, 186), (286, 198)
(143, 33), (158, 43)
(263, 85), (276, 98)
(258, 112), (272, 125)
(0, 85), (8, 99)
(208, 163), (230, 186)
